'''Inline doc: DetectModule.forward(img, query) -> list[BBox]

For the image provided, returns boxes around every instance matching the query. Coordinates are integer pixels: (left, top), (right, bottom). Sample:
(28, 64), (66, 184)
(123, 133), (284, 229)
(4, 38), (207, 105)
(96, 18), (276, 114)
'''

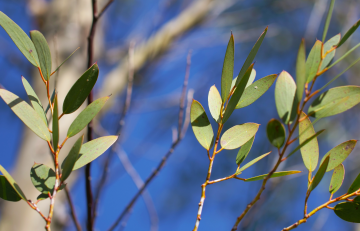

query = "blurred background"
(0, 0), (360, 230)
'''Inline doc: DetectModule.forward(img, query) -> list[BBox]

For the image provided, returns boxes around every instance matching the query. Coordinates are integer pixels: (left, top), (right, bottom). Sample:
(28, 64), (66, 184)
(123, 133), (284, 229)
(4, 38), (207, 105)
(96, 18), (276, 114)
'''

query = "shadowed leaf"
(266, 119), (285, 148)
(338, 19), (360, 48)
(308, 156), (329, 192)
(348, 173), (360, 194)
(0, 89), (50, 141)
(0, 175), (21, 202)
(30, 30), (52, 80)
(245, 171), (301, 182)
(0, 165), (26, 201)
(296, 39), (306, 101)
(45, 89), (55, 114)
(275, 71), (296, 124)
(190, 100), (214, 150)
(231, 69), (256, 90)
(52, 95), (59, 152)
(236, 152), (271, 174)
(306, 40), (322, 83)
(208, 85), (222, 123)
(220, 123), (259, 150)
(37, 184), (66, 201)
(320, 140), (357, 172)
(30, 163), (55, 194)
(329, 164), (345, 194)
(334, 201), (360, 223)
(61, 135), (84, 182)
(221, 33), (234, 102)
(236, 136), (255, 165)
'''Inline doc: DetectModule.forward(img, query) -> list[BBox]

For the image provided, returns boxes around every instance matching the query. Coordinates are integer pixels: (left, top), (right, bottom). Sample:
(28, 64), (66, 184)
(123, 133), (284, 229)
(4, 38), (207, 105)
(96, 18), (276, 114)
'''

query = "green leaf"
(308, 156), (329, 192)
(322, 0), (335, 42)
(221, 33), (234, 102)
(299, 112), (319, 172)
(320, 140), (357, 172)
(0, 165), (27, 201)
(67, 96), (110, 137)
(51, 47), (79, 75)
(236, 136), (255, 165)
(52, 95), (59, 152)
(30, 163), (55, 194)
(30, 30), (52, 80)
(0, 175), (21, 202)
(309, 86), (360, 118)
(37, 184), (66, 201)
(320, 34), (340, 71)
(190, 100), (214, 150)
(220, 123), (259, 150)
(235, 74), (277, 109)
(0, 12), (39, 66)
(22, 76), (47, 125)
(245, 170), (301, 182)
(235, 27), (267, 87)
(208, 85), (222, 123)
(337, 19), (360, 48)
(329, 164), (345, 194)
(223, 64), (254, 123)
(73, 136), (118, 170)
(0, 89), (50, 141)
(236, 152), (271, 174)
(45, 89), (55, 114)
(230, 69), (256, 90)
(61, 135), (84, 182)
(266, 118), (285, 148)
(305, 40), (322, 83)
(348, 173), (360, 194)
(287, 129), (325, 158)
(63, 63), (99, 114)
(334, 201), (360, 223)
(275, 71), (297, 124)
(296, 39), (306, 101)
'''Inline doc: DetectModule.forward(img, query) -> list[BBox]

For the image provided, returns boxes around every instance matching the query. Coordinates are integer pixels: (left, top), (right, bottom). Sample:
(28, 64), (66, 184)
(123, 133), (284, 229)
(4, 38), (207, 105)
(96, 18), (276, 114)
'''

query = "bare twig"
(65, 186), (82, 231)
(107, 58), (194, 230)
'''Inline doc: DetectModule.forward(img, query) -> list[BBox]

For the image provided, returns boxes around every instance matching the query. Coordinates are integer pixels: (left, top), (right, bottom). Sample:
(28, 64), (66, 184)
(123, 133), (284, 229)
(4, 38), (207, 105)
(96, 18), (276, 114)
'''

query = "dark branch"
(65, 186), (82, 231)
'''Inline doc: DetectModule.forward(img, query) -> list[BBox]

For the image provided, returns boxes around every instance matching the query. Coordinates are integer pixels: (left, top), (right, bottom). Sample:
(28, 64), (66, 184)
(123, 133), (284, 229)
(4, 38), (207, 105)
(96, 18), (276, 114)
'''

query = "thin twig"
(107, 71), (194, 231)
(65, 186), (82, 231)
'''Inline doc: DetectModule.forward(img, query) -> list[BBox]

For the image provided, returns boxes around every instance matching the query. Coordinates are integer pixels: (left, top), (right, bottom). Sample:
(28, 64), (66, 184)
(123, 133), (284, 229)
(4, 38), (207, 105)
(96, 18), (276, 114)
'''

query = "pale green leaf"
(296, 39), (306, 101)
(230, 69), (256, 90)
(30, 30), (52, 80)
(305, 40), (322, 83)
(329, 164), (345, 194)
(245, 171), (301, 182)
(30, 163), (55, 194)
(320, 140), (357, 172)
(320, 34), (340, 71)
(287, 130), (325, 158)
(220, 123), (259, 150)
(208, 85), (222, 123)
(275, 71), (296, 124)
(236, 152), (271, 174)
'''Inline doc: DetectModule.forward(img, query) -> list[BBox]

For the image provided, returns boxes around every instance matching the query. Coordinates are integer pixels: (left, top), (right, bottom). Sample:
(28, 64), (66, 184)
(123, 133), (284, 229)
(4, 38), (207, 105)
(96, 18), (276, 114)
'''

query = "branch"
(65, 186), (82, 231)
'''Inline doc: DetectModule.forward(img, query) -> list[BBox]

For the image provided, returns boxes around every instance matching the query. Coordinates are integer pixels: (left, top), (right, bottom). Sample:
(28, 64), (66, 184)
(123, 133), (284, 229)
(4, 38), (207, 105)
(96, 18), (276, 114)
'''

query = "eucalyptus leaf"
(308, 86), (360, 118)
(308, 156), (329, 192)
(245, 171), (301, 182)
(337, 19), (360, 48)
(299, 112), (319, 172)
(0, 89), (50, 141)
(0, 11), (39, 66)
(296, 39), (306, 101)
(0, 175), (21, 202)
(287, 130), (325, 158)
(275, 71), (296, 124)
(45, 89), (55, 114)
(220, 123), (259, 150)
(320, 140), (357, 172)
(190, 100), (214, 150)
(235, 74), (277, 109)
(236, 152), (271, 174)
(329, 164), (345, 194)
(73, 136), (118, 170)
(67, 96), (110, 137)
(30, 30), (52, 80)
(348, 173), (360, 194)
(30, 163), (55, 194)
(305, 40), (322, 83)
(266, 118), (285, 148)
(61, 135), (84, 182)
(208, 85), (222, 123)
(22, 76), (47, 125)
(320, 34), (340, 71)
(236, 136), (255, 165)
(230, 69), (256, 90)
(52, 95), (59, 152)
(0, 165), (26, 201)
(334, 201), (360, 223)
(221, 33), (234, 102)
(63, 63), (99, 114)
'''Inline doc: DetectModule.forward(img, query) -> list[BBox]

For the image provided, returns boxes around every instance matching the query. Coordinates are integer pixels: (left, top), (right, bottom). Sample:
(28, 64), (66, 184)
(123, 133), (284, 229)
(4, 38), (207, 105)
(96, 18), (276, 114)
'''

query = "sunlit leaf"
(299, 112), (319, 172)
(30, 163), (55, 194)
(235, 27), (267, 87)
(296, 39), (306, 101)
(220, 123), (259, 150)
(30, 30), (52, 80)
(67, 96), (110, 137)
(320, 34), (340, 71)
(208, 85), (222, 123)
(235, 74), (277, 109)
(236, 152), (271, 174)
(337, 19), (360, 48)
(61, 136), (84, 182)
(308, 86), (360, 118)
(221, 33), (234, 102)
(305, 40), (322, 83)
(0, 89), (50, 141)
(308, 156), (329, 192)
(190, 100), (214, 150)
(334, 201), (360, 223)
(0, 11), (39, 66)
(329, 164), (345, 194)
(52, 95), (59, 152)
(266, 118), (285, 148)
(320, 140), (357, 172)
(275, 71), (296, 124)
(73, 136), (118, 170)
(0, 175), (21, 202)
(0, 165), (26, 201)
(230, 69), (256, 90)
(63, 63), (99, 114)
(245, 171), (301, 182)
(223, 64), (253, 123)
(22, 76), (47, 125)
(287, 130), (325, 158)
(236, 136), (255, 165)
